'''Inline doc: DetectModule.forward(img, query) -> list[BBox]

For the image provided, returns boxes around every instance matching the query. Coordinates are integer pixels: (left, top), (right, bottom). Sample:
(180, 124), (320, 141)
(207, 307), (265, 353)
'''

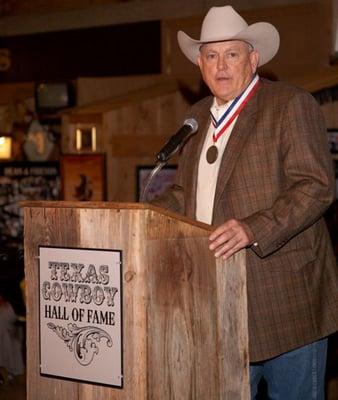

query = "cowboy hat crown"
(177, 5), (280, 67)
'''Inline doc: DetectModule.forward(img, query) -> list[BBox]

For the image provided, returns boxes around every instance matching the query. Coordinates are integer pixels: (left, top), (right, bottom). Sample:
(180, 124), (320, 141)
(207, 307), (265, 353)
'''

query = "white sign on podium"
(39, 246), (123, 387)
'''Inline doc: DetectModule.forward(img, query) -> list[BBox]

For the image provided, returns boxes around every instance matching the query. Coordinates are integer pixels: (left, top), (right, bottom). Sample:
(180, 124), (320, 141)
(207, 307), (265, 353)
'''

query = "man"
(154, 5), (338, 400)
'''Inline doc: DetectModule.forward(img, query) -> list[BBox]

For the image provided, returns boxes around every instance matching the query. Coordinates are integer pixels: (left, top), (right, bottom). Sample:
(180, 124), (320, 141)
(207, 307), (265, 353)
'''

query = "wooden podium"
(23, 201), (249, 400)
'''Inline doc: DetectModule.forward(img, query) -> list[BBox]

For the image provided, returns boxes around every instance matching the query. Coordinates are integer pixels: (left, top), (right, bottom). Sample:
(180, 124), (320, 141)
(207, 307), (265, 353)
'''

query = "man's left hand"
(209, 219), (253, 260)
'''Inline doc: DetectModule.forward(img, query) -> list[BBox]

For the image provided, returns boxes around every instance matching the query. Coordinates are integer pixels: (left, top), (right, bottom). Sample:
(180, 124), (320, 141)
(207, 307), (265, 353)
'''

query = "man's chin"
(213, 89), (234, 104)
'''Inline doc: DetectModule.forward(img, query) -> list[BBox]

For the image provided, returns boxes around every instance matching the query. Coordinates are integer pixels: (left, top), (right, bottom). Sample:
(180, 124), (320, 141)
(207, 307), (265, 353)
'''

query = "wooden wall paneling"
(107, 157), (152, 202)
(286, 65), (338, 92)
(161, 15), (202, 84)
(109, 136), (169, 158)
(77, 75), (174, 107)
(24, 206), (81, 400)
(0, 82), (34, 104)
(119, 100), (158, 136)
(215, 250), (249, 399)
(61, 114), (72, 153)
(99, 88), (189, 202)
(103, 110), (118, 201)
(256, 1), (331, 79)
(321, 101), (338, 128)
(156, 90), (190, 134)
(106, 90), (185, 137)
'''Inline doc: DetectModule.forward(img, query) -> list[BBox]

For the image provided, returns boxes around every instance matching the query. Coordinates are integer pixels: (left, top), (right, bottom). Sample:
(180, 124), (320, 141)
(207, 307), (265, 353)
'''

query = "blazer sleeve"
(241, 91), (335, 257)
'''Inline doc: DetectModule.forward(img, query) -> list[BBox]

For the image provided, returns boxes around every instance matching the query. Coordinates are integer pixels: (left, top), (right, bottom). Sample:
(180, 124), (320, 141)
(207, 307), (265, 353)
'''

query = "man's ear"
(250, 50), (259, 73)
(197, 54), (202, 69)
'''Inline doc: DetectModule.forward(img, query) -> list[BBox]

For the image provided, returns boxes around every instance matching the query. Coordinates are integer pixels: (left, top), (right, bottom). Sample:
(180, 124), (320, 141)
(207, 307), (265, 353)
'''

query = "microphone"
(156, 118), (198, 162)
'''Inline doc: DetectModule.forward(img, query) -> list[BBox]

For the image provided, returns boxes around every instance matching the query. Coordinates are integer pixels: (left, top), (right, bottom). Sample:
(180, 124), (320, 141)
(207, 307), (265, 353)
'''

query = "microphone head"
(183, 118), (198, 133)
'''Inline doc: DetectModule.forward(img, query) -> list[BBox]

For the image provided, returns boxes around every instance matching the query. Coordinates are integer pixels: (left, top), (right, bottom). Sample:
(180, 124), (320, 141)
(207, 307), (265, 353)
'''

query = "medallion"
(206, 145), (218, 164)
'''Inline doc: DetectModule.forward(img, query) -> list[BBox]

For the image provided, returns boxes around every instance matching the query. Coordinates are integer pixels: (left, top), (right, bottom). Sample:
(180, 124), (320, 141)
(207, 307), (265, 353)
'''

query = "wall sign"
(39, 246), (123, 387)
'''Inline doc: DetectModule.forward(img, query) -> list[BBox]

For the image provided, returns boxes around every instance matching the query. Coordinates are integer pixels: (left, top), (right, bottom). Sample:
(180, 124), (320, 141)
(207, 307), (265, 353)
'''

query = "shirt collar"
(210, 97), (234, 116)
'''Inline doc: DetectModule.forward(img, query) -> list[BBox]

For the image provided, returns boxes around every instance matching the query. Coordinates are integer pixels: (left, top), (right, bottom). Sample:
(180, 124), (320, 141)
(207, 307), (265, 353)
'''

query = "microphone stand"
(139, 161), (167, 202)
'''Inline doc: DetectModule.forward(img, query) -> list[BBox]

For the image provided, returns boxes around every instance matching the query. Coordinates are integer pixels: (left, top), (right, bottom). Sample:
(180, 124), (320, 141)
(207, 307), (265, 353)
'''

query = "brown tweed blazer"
(155, 78), (338, 362)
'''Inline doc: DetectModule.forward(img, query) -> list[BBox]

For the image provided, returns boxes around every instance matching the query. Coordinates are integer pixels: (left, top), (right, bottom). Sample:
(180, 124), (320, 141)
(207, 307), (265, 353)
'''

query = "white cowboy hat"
(177, 5), (280, 67)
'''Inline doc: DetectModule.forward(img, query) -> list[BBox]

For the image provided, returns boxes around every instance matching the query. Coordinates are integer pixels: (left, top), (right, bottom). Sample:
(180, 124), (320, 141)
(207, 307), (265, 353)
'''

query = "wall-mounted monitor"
(35, 82), (75, 115)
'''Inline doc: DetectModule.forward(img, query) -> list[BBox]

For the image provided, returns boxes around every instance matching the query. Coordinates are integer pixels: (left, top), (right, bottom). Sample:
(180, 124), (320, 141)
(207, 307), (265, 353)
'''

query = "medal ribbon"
(210, 74), (260, 143)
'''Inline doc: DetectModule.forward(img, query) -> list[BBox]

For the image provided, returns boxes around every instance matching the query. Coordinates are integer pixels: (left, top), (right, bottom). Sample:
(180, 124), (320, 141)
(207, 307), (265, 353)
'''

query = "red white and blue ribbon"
(210, 74), (260, 143)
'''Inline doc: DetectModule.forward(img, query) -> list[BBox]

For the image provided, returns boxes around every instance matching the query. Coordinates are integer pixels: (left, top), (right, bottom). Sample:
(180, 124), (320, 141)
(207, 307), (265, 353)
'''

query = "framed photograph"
(136, 165), (177, 202)
(0, 161), (60, 246)
(61, 153), (106, 201)
(328, 129), (338, 153)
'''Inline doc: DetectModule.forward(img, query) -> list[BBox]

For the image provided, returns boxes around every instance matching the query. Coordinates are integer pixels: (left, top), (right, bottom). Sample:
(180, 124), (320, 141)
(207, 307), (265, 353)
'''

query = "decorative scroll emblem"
(47, 322), (113, 366)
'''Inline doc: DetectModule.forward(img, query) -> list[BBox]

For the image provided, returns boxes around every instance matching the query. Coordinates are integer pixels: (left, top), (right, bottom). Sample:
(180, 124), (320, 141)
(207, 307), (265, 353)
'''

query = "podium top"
(21, 200), (152, 210)
(21, 201), (212, 232)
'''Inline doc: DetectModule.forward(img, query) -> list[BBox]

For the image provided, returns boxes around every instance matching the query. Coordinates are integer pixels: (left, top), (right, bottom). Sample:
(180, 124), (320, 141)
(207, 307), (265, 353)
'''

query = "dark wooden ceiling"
(0, 0), (132, 17)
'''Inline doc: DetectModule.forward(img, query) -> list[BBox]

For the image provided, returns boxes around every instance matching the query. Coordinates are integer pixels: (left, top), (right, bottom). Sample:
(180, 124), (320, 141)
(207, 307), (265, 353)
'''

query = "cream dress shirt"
(196, 98), (238, 224)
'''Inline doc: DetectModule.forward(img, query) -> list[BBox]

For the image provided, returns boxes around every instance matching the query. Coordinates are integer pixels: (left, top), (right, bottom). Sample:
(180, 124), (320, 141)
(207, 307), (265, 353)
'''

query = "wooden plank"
(110, 135), (167, 157)
(108, 94), (170, 136)
(24, 207), (81, 400)
(0, 82), (34, 104)
(67, 114), (102, 124)
(108, 157), (152, 202)
(216, 250), (249, 400)
(21, 201), (212, 231)
(147, 208), (211, 239)
(146, 235), (220, 399)
(146, 212), (249, 399)
(65, 80), (179, 115)
(78, 208), (147, 399)
(77, 75), (173, 106)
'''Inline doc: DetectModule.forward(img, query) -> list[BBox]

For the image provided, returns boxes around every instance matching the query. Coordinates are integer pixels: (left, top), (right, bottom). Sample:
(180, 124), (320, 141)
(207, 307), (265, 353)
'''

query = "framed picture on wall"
(61, 153), (106, 201)
(328, 129), (338, 154)
(136, 164), (177, 202)
(0, 161), (60, 246)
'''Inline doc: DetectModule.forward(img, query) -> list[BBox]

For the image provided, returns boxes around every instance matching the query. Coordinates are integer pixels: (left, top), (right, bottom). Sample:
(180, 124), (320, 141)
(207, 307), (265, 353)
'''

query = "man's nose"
(217, 55), (227, 70)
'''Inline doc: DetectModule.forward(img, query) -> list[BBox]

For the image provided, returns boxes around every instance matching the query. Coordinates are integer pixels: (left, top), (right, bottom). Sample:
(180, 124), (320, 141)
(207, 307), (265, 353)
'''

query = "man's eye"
(206, 53), (217, 60)
(228, 52), (238, 58)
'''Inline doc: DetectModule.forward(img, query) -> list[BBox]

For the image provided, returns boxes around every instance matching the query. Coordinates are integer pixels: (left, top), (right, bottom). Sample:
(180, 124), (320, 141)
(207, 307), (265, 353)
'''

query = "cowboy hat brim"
(178, 22), (280, 67)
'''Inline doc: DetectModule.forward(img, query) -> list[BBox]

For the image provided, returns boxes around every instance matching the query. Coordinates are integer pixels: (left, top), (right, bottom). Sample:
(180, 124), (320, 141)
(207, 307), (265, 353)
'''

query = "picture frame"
(0, 161), (60, 246)
(328, 128), (338, 154)
(136, 164), (177, 202)
(61, 153), (106, 201)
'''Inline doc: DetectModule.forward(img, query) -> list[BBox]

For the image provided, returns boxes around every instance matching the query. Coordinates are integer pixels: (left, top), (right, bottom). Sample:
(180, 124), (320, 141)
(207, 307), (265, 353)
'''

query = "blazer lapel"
(213, 89), (259, 213)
